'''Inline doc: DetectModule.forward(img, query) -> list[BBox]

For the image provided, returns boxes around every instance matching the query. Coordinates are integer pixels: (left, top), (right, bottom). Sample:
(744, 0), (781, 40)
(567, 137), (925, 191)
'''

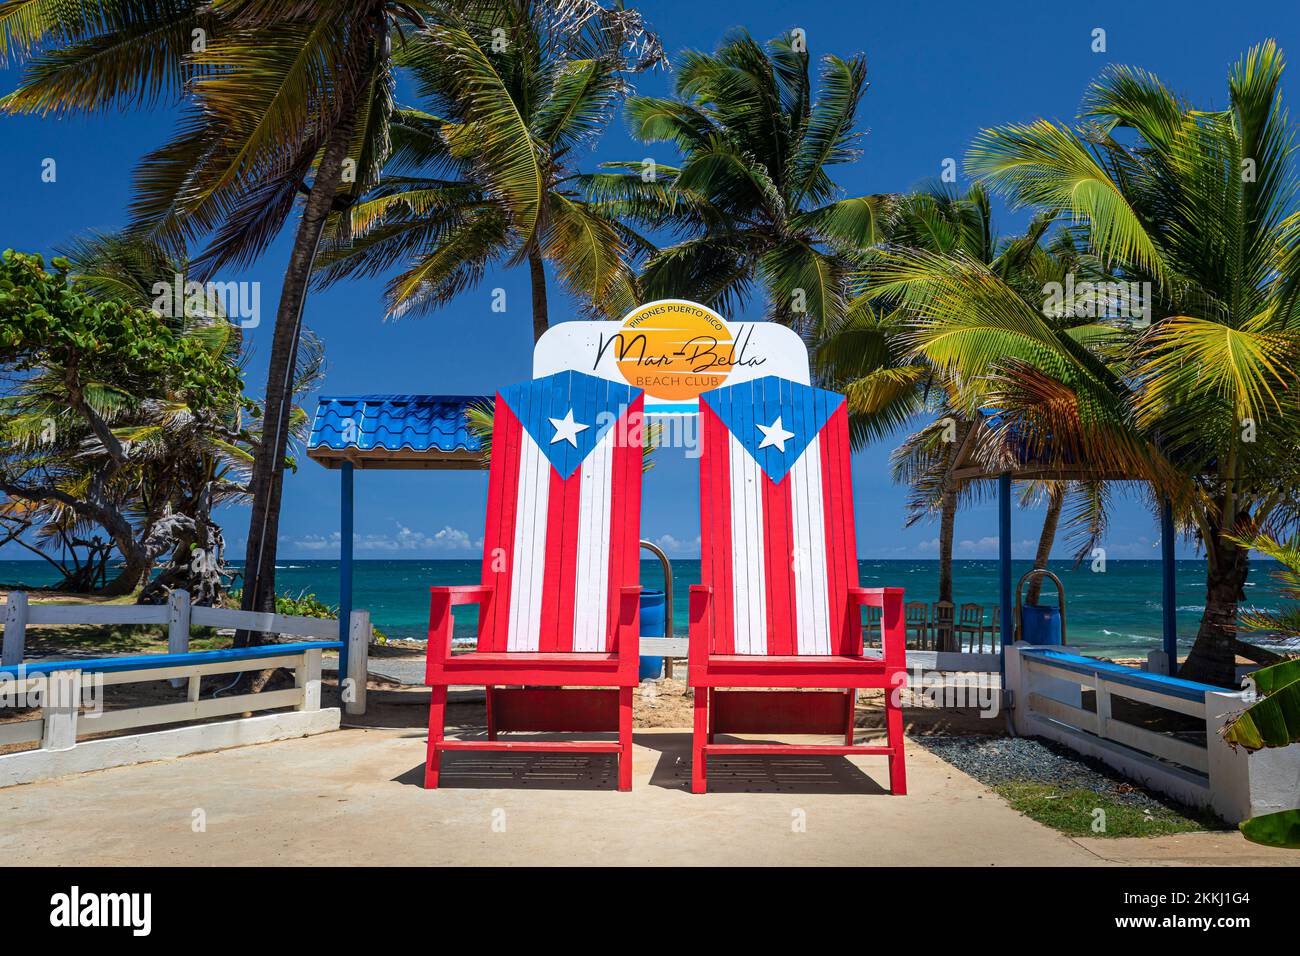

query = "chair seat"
(429, 649), (631, 687)
(448, 651), (619, 664)
(708, 654), (885, 665)
(691, 652), (895, 689)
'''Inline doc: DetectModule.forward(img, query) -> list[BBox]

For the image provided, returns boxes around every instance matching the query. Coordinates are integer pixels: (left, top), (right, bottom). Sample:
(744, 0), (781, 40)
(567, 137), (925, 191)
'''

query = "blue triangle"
(499, 371), (642, 479)
(699, 376), (844, 483)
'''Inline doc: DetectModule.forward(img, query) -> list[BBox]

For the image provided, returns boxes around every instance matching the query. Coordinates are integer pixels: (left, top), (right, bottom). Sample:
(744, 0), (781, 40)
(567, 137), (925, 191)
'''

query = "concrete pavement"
(2, 726), (1288, 866)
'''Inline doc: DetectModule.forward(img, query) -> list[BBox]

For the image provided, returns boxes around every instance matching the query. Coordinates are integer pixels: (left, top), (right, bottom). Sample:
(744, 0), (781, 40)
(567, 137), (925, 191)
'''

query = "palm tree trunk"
(937, 487), (956, 604)
(1026, 484), (1064, 604)
(935, 484), (957, 651)
(1179, 536), (1249, 687)
(236, 106), (358, 644)
(528, 245), (549, 343)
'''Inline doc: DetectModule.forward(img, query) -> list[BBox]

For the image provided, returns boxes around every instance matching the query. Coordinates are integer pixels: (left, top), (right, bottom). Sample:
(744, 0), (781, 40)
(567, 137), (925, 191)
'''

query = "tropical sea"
(2, 558), (1293, 658)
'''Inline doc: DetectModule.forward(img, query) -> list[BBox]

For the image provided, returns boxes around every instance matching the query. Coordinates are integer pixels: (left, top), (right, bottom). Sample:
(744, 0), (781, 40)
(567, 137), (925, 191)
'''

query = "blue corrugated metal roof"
(308, 394), (490, 455)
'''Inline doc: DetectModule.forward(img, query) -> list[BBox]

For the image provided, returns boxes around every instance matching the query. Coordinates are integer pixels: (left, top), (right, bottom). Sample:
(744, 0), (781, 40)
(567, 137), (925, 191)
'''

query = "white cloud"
(286, 524), (480, 555)
(653, 533), (700, 556)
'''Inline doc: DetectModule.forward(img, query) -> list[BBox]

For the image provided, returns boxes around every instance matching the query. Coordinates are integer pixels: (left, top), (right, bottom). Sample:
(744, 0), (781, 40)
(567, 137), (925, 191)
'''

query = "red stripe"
(700, 404), (735, 654)
(820, 403), (858, 654)
(480, 395), (521, 653)
(604, 396), (644, 650)
(538, 465), (581, 652)
(762, 473), (797, 656)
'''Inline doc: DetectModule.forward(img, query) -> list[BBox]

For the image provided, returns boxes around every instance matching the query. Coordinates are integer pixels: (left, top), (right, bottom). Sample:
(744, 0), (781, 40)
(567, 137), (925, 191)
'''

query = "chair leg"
(706, 687), (716, 743)
(692, 687), (708, 794)
(885, 687), (907, 795)
(485, 686), (497, 740)
(618, 686), (634, 792)
(424, 685), (448, 789)
(844, 689), (856, 746)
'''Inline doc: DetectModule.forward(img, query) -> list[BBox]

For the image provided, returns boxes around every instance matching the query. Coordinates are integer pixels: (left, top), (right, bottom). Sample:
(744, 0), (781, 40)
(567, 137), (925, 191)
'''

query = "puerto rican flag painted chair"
(689, 375), (907, 795)
(424, 370), (645, 791)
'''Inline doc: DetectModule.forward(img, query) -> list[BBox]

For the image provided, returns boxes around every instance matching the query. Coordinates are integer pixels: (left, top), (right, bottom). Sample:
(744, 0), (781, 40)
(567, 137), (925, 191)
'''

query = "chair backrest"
(697, 376), (859, 656)
(959, 603), (983, 626)
(477, 370), (644, 653)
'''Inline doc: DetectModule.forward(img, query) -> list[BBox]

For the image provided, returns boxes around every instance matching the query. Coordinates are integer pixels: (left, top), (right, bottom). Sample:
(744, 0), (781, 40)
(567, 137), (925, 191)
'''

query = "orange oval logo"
(613, 300), (733, 401)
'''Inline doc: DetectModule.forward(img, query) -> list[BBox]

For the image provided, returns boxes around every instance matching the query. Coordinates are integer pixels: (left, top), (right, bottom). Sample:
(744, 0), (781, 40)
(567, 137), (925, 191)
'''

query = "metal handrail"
(1014, 568), (1067, 644)
(639, 539), (673, 640)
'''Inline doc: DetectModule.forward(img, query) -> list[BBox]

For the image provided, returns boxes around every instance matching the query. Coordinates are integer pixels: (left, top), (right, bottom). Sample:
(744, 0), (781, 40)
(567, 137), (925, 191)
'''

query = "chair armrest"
(427, 586), (495, 681)
(688, 585), (713, 676)
(615, 586), (642, 672)
(430, 585), (494, 606)
(850, 587), (905, 668)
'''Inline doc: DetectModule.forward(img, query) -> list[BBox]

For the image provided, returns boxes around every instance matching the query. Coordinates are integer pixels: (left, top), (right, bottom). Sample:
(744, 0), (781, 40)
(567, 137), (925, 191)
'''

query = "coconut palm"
(950, 40), (1300, 685)
(817, 185), (1117, 643)
(586, 28), (889, 331)
(314, 1), (665, 338)
(0, 0), (424, 629)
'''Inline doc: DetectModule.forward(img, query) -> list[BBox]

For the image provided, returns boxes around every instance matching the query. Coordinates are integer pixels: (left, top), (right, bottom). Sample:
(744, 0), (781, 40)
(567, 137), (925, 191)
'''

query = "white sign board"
(534, 300), (810, 415)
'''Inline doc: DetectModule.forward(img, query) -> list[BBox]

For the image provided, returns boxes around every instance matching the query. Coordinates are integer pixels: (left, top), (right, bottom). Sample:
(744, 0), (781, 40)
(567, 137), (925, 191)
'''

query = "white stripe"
(572, 428), (615, 651)
(790, 435), (831, 654)
(507, 429), (551, 651)
(728, 432), (767, 654)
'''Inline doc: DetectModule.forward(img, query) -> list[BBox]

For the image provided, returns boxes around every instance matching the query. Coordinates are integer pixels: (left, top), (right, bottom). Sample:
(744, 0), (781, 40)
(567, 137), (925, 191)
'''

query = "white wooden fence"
(0, 590), (357, 788)
(1005, 642), (1300, 824)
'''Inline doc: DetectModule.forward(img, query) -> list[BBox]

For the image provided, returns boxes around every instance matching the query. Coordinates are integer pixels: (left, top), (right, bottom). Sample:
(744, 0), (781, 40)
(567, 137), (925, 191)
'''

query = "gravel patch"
(917, 734), (1181, 812)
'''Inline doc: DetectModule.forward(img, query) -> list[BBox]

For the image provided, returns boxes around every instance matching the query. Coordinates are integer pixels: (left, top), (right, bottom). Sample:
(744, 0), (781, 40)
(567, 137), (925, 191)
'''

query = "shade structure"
(942, 410), (1178, 675)
(307, 395), (491, 682)
(307, 394), (491, 470)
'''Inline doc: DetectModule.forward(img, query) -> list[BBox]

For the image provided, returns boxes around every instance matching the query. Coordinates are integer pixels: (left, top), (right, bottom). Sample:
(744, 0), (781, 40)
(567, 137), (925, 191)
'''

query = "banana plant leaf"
(1249, 657), (1300, 697)
(1239, 809), (1300, 849)
(1222, 679), (1300, 751)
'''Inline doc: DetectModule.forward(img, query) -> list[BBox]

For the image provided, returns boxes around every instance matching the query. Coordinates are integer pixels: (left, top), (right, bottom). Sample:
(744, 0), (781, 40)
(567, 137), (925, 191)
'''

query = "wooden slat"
(0, 676), (43, 701)
(96, 654), (306, 686)
(492, 688), (617, 732)
(1100, 677), (1206, 718)
(1027, 692), (1100, 734)
(702, 743), (893, 756)
(0, 720), (42, 746)
(639, 637), (688, 656)
(1106, 719), (1209, 773)
(434, 740), (622, 752)
(81, 687), (304, 736)
(27, 604), (169, 626)
(189, 606), (339, 640)
(712, 690), (848, 735)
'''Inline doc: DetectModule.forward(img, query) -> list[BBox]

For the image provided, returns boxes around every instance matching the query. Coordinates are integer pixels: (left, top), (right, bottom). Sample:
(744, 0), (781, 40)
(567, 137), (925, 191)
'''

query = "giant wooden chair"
(424, 371), (644, 791)
(688, 376), (907, 794)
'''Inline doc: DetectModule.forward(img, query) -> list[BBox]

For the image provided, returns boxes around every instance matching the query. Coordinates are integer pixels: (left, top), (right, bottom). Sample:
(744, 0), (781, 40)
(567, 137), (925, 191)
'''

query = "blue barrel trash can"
(1014, 569), (1066, 646)
(639, 589), (666, 680)
(1020, 603), (1063, 645)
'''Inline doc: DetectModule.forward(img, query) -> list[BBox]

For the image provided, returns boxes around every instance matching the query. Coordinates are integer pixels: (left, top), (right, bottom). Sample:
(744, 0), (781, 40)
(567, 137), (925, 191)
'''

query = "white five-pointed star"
(756, 415), (795, 452)
(549, 408), (590, 447)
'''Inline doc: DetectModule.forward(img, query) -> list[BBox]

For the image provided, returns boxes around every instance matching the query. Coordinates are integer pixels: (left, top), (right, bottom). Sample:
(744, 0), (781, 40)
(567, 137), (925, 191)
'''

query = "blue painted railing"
(0, 641), (341, 678)
(1018, 646), (1220, 703)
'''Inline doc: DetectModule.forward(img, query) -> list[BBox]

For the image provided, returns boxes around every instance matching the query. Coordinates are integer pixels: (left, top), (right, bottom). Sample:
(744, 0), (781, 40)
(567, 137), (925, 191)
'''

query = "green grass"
(24, 624), (232, 657)
(994, 781), (1228, 838)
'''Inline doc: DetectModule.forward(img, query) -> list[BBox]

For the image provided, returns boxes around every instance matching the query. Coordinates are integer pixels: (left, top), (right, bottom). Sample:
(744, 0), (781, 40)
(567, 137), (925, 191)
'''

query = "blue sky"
(2, 0), (1296, 562)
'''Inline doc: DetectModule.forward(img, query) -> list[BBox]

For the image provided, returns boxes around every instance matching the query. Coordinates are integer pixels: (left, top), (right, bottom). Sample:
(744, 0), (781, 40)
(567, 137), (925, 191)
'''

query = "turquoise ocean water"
(2, 558), (1292, 658)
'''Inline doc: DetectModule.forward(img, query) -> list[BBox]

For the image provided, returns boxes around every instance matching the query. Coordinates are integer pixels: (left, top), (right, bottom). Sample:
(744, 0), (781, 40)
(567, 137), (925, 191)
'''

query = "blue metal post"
(339, 461), (355, 687)
(1161, 498), (1177, 676)
(999, 473), (1013, 659)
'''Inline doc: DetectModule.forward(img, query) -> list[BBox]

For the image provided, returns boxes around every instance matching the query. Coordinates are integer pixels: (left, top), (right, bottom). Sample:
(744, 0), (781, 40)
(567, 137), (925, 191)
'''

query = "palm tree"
(818, 185), (1115, 644)
(0, 0), (422, 631)
(314, 1), (665, 339)
(957, 41), (1300, 684)
(587, 28), (889, 331)
(0, 239), (277, 602)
